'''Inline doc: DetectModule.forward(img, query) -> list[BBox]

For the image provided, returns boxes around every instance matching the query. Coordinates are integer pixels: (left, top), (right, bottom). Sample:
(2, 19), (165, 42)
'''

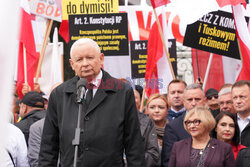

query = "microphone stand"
(72, 92), (85, 167)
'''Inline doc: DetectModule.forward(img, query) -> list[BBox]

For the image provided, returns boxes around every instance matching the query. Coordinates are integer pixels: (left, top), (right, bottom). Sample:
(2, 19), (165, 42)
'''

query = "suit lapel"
(85, 70), (116, 115)
(183, 138), (192, 166)
(86, 88), (107, 115)
(204, 138), (217, 166)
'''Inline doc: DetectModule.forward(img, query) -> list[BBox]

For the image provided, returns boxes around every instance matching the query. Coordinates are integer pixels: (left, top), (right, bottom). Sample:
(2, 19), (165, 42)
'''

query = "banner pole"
(195, 49), (201, 81)
(23, 45), (28, 84)
(202, 53), (213, 90)
(35, 19), (53, 83)
(152, 8), (175, 79)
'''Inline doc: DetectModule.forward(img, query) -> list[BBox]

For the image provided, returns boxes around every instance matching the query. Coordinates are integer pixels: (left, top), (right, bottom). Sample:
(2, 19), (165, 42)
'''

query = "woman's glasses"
(184, 119), (201, 127)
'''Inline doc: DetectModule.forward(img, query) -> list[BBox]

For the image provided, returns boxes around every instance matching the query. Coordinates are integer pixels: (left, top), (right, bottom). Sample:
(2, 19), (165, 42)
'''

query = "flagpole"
(61, 54), (64, 82)
(23, 45), (28, 84)
(152, 8), (175, 79)
(195, 49), (201, 81)
(202, 53), (213, 90)
(140, 88), (146, 112)
(35, 19), (53, 83)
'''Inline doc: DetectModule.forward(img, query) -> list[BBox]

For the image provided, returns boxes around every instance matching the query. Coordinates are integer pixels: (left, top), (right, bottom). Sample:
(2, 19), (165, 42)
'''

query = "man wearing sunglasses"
(205, 88), (220, 118)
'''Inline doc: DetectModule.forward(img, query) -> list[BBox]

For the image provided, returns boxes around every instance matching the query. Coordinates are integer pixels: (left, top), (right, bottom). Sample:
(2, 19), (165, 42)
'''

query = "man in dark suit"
(166, 79), (187, 121)
(232, 80), (250, 147)
(39, 38), (145, 166)
(161, 84), (205, 167)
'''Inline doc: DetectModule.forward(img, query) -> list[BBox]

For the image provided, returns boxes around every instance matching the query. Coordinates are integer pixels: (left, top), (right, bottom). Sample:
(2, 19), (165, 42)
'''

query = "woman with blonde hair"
(168, 106), (236, 167)
(146, 93), (168, 150)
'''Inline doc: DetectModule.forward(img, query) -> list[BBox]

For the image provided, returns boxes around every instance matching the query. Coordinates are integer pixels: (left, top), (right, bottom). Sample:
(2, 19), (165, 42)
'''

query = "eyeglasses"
(207, 95), (218, 100)
(184, 119), (201, 127)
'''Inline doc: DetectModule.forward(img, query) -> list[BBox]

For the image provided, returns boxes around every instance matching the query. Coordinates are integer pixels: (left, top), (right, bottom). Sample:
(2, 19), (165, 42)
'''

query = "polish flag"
(232, 4), (250, 81)
(17, 0), (40, 98)
(146, 0), (172, 97)
(59, 20), (69, 43)
(216, 0), (246, 8)
(192, 49), (241, 91)
(151, 0), (171, 9)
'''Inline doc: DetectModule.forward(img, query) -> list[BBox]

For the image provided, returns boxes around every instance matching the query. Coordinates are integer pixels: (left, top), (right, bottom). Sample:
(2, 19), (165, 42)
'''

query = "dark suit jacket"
(168, 138), (236, 167)
(39, 70), (145, 167)
(161, 111), (190, 167)
(236, 147), (250, 167)
(241, 122), (250, 147)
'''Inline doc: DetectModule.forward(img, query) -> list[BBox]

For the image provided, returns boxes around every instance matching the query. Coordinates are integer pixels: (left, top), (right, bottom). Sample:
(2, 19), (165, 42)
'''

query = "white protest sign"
(29, 0), (62, 22)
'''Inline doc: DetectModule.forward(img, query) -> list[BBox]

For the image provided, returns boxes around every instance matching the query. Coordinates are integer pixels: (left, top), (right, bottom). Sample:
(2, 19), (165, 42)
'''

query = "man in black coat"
(161, 84), (205, 167)
(232, 80), (250, 147)
(15, 91), (46, 144)
(39, 38), (145, 166)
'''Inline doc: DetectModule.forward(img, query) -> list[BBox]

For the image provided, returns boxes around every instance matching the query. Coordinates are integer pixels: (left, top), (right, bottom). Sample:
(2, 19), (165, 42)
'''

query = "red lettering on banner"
(172, 15), (184, 43)
(136, 11), (152, 40)
(165, 12), (171, 24)
(128, 21), (133, 41)
(46, 5), (54, 16)
(55, 8), (61, 17)
(36, 2), (45, 14)
(121, 11), (133, 41)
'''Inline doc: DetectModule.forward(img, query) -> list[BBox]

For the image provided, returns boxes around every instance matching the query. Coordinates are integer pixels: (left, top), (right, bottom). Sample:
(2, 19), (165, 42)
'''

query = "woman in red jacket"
(211, 111), (246, 159)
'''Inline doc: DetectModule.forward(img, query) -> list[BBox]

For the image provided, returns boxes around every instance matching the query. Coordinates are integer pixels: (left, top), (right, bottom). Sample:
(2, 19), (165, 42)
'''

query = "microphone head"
(77, 78), (88, 89)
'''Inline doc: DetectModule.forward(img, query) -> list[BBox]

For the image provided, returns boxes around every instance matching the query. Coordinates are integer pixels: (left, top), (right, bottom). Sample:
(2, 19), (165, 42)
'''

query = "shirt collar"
(237, 113), (250, 121)
(170, 107), (186, 113)
(89, 70), (103, 88)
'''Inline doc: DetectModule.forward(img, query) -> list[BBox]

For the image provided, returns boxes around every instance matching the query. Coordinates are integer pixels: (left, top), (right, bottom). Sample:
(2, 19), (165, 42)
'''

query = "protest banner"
(131, 39), (177, 79)
(29, 0), (61, 22)
(130, 40), (148, 79)
(168, 39), (177, 76)
(69, 13), (129, 56)
(183, 10), (247, 60)
(62, 0), (119, 19)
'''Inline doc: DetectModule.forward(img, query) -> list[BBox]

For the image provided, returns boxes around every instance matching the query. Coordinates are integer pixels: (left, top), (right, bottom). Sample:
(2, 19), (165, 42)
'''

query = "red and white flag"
(216, 0), (246, 8)
(151, 0), (170, 9)
(232, 4), (250, 81)
(146, 0), (172, 97)
(17, 0), (40, 98)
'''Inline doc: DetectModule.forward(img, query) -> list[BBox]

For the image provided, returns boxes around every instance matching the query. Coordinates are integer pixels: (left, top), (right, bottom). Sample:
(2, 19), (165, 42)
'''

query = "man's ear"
(100, 53), (104, 66)
(69, 59), (75, 71)
(23, 104), (28, 114)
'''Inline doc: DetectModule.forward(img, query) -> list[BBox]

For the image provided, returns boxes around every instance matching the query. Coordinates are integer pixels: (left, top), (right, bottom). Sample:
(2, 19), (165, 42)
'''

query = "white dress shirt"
(87, 70), (103, 98)
(237, 114), (250, 133)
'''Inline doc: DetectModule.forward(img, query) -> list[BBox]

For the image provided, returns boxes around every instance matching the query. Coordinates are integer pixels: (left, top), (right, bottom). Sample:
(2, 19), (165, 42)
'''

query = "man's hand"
(34, 82), (41, 93)
(196, 77), (203, 87)
(22, 83), (31, 95)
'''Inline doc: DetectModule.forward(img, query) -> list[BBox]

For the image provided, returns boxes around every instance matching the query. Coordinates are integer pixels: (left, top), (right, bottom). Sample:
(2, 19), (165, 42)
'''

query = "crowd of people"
(4, 38), (250, 167)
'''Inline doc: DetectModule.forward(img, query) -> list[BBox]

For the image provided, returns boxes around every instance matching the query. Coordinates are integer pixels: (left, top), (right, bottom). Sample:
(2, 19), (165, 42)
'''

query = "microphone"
(76, 78), (87, 103)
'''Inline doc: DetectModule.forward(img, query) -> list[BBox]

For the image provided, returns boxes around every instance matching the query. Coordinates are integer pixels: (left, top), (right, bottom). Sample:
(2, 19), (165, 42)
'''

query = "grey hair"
(218, 87), (232, 97)
(184, 83), (204, 98)
(70, 38), (101, 58)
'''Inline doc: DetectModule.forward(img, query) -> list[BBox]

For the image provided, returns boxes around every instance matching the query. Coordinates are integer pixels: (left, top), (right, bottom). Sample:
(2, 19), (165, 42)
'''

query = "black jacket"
(241, 122), (250, 147)
(15, 109), (46, 144)
(161, 112), (190, 167)
(236, 147), (250, 167)
(138, 112), (160, 167)
(39, 70), (145, 167)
